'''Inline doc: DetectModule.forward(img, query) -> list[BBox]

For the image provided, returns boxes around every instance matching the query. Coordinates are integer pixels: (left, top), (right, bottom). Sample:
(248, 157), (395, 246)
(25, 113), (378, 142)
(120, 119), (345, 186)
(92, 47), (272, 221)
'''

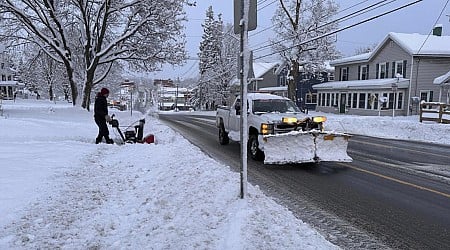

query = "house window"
(378, 63), (387, 79)
(367, 93), (374, 109)
(341, 67), (349, 81)
(7, 75), (12, 81)
(328, 72), (335, 81)
(373, 93), (379, 110)
(321, 93), (326, 106)
(347, 94), (351, 107)
(359, 93), (366, 109)
(1, 75), (5, 81)
(420, 90), (433, 102)
(395, 61), (403, 77)
(326, 93), (330, 106)
(382, 93), (388, 109)
(279, 75), (287, 86)
(1, 63), (4, 69)
(360, 65), (368, 80)
(397, 92), (403, 109)
(306, 93), (317, 104)
(352, 93), (358, 108)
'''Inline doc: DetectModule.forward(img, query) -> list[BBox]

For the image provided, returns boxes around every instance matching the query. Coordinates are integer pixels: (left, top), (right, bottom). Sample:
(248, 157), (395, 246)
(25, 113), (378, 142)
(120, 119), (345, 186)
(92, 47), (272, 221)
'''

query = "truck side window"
(235, 99), (241, 115)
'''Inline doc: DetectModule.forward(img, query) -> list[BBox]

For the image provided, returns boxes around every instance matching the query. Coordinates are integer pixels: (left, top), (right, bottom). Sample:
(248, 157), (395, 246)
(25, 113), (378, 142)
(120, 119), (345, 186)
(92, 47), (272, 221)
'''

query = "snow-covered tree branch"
(0, 0), (194, 110)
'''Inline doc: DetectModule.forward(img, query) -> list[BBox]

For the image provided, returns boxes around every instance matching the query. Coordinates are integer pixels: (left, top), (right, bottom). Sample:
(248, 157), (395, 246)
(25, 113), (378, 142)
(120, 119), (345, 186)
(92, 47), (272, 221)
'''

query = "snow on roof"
(433, 70), (450, 85)
(313, 78), (410, 90)
(259, 86), (287, 92)
(247, 92), (288, 100)
(389, 32), (450, 55)
(0, 80), (24, 86)
(230, 62), (280, 86)
(330, 52), (372, 66)
(331, 32), (450, 66)
(253, 62), (279, 78)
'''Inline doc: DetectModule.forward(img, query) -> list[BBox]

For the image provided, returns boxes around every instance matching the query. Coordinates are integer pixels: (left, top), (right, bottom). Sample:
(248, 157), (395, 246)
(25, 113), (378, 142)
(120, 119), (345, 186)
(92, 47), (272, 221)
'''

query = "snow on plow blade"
(260, 131), (352, 164)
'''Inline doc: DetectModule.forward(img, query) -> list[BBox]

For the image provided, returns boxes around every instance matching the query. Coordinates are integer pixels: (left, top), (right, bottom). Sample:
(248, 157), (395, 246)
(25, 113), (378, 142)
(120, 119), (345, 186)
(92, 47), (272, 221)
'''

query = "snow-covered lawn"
(0, 99), (337, 249)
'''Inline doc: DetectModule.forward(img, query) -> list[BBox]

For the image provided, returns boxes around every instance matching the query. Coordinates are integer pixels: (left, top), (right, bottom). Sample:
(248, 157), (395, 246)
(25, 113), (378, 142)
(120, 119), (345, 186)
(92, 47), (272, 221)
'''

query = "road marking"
(337, 163), (450, 199)
(350, 138), (450, 160)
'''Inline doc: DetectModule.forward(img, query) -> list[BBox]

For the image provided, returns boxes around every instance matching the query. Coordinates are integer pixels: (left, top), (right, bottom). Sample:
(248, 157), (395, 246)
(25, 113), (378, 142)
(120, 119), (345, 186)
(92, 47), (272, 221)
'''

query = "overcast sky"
(153, 0), (450, 80)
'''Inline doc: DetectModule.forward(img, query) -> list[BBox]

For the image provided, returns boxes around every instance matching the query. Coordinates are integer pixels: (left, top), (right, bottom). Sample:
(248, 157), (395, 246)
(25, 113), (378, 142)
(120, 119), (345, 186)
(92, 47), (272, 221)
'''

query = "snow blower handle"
(109, 114), (119, 128)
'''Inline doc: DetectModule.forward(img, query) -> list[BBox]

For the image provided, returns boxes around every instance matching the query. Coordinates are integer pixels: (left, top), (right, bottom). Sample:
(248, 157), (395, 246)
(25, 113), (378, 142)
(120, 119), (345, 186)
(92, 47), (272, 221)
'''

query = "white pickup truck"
(216, 93), (352, 164)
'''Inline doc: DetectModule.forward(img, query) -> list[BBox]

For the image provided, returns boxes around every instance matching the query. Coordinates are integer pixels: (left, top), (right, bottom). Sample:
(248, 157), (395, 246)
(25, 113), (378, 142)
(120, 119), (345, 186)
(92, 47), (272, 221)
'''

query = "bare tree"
(0, 0), (194, 110)
(271, 0), (340, 102)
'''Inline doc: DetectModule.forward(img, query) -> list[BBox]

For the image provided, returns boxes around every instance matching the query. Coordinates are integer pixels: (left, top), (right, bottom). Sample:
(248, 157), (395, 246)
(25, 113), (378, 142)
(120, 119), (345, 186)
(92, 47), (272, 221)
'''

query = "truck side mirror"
(235, 103), (241, 115)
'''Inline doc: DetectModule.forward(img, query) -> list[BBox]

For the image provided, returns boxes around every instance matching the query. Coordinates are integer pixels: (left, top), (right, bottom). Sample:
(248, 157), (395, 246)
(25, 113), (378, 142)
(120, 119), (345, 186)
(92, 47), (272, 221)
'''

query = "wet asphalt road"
(158, 113), (450, 250)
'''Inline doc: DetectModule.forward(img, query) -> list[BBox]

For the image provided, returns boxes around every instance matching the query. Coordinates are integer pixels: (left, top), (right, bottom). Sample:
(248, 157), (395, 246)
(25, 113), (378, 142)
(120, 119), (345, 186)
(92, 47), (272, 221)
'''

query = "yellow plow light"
(282, 117), (298, 123)
(323, 134), (335, 140)
(313, 116), (327, 123)
(261, 123), (274, 135)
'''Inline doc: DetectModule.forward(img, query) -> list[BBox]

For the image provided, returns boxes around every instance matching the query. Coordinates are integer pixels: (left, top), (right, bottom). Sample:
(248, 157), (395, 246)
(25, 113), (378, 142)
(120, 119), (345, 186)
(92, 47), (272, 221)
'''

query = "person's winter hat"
(100, 88), (110, 95)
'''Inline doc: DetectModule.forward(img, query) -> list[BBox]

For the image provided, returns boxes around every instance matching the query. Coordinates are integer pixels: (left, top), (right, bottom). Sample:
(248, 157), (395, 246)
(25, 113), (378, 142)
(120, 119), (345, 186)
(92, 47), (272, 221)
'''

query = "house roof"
(331, 32), (450, 66)
(312, 78), (410, 90)
(253, 62), (279, 78)
(433, 70), (450, 85)
(230, 62), (281, 86)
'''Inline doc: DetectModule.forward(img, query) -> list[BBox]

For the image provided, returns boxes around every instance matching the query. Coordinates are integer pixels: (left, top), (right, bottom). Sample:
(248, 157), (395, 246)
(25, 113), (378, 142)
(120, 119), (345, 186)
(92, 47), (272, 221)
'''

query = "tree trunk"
(288, 60), (299, 103)
(81, 69), (97, 111)
(62, 60), (77, 106)
(81, 84), (93, 111)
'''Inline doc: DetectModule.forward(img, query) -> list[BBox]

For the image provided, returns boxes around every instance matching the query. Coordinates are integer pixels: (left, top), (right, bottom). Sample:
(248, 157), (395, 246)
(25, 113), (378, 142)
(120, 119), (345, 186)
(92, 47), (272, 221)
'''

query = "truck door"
(229, 98), (241, 133)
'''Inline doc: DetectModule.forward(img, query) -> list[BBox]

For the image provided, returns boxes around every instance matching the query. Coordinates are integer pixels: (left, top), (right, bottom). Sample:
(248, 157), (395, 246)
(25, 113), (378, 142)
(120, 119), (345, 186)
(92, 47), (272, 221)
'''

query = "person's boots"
(95, 137), (102, 144)
(105, 137), (114, 144)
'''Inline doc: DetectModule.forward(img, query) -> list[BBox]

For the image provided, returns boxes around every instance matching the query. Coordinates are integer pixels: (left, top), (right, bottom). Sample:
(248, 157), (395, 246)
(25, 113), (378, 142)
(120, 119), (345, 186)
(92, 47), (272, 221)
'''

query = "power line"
(417, 0), (449, 54)
(252, 0), (400, 53)
(250, 0), (376, 39)
(254, 0), (423, 60)
(258, 0), (277, 11)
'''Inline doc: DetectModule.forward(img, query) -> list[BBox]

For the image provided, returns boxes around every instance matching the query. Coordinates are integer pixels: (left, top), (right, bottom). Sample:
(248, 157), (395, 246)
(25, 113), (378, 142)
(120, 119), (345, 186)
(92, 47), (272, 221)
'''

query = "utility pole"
(234, 0), (257, 199)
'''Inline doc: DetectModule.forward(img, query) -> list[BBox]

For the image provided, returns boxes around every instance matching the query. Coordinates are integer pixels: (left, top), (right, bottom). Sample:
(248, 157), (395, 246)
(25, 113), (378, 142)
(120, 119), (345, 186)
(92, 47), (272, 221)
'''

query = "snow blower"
(109, 114), (154, 144)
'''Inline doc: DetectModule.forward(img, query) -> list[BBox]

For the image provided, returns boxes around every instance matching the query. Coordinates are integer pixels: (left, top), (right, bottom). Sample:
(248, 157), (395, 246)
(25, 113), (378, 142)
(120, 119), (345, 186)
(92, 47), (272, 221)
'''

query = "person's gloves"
(105, 115), (112, 122)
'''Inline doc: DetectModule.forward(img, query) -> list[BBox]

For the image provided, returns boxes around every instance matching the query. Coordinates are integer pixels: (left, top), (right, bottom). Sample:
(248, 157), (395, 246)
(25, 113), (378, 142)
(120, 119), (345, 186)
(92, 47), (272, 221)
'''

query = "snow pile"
(0, 99), (336, 249)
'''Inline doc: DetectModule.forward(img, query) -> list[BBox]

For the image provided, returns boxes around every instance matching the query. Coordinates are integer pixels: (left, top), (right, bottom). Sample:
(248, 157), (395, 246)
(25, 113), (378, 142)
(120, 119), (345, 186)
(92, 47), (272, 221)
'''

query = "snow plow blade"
(260, 131), (352, 164)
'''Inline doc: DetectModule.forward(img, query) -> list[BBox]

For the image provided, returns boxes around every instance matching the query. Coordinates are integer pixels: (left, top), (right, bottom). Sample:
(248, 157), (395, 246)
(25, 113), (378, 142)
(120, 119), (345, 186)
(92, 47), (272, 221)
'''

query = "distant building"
(0, 47), (23, 99)
(154, 78), (193, 110)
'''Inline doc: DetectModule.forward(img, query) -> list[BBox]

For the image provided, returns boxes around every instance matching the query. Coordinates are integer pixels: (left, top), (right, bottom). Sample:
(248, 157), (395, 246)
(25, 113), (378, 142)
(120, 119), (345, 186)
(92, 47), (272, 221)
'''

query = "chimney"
(433, 24), (443, 36)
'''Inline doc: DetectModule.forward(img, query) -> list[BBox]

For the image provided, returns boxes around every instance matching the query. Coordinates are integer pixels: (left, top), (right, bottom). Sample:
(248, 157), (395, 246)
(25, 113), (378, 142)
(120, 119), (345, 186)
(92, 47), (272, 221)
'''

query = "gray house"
(313, 27), (450, 116)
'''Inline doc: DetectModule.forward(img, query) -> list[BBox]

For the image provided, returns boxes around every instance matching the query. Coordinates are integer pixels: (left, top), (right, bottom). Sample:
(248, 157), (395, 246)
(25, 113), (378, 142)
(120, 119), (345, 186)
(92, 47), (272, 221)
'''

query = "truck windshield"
(252, 99), (301, 114)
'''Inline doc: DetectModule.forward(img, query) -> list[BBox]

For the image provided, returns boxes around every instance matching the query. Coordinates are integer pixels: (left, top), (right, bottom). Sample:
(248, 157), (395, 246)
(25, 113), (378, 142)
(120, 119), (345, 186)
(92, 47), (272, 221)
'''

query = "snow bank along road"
(158, 113), (450, 250)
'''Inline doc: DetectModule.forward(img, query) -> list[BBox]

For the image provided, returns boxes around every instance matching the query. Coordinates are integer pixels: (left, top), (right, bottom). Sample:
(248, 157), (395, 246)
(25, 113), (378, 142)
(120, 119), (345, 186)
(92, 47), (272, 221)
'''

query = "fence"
(419, 102), (450, 124)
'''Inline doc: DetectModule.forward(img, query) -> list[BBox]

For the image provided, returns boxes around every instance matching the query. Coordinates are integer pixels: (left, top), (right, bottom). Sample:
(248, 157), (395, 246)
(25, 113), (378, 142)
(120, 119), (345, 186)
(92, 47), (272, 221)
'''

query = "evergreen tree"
(195, 7), (238, 110)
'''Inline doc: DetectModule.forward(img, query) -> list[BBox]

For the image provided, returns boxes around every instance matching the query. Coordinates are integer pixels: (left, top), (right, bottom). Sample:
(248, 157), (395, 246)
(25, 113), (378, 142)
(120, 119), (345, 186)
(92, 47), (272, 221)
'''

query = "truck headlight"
(312, 116), (327, 123)
(282, 117), (298, 123)
(261, 123), (274, 135)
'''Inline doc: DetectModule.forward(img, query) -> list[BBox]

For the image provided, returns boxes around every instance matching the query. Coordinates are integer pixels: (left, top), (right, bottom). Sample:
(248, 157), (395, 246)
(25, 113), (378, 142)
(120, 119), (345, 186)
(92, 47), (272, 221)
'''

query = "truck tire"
(219, 124), (229, 145)
(248, 134), (264, 161)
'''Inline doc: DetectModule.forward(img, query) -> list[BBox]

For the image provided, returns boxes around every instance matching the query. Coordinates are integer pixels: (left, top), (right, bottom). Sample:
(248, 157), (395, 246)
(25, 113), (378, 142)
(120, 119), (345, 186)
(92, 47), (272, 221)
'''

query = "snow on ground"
(0, 99), (449, 249)
(0, 99), (336, 249)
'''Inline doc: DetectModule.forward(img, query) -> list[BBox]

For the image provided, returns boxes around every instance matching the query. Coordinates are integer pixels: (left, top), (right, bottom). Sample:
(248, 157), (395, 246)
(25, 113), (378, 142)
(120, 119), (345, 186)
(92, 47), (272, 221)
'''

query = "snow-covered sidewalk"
(0, 99), (336, 249)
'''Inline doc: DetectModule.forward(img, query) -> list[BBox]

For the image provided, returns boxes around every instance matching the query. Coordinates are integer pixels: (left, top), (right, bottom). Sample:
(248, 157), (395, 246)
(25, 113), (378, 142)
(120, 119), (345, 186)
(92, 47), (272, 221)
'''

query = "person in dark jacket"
(94, 88), (114, 144)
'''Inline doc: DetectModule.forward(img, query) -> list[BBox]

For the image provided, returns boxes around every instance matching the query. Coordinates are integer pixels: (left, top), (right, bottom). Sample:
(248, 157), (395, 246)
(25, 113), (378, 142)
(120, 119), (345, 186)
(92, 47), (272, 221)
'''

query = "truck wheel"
(248, 134), (264, 161)
(219, 124), (229, 145)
